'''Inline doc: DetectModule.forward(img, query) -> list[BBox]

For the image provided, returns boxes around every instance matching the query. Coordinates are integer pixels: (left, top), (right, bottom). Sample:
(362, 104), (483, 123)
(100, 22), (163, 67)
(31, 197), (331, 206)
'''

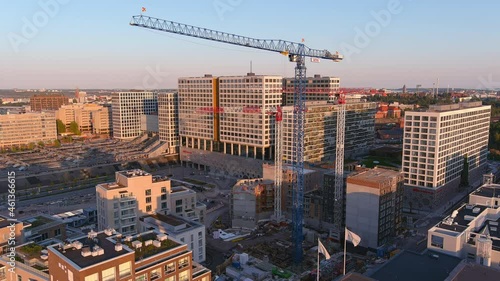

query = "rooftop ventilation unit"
(472, 207), (481, 214)
(115, 243), (123, 252)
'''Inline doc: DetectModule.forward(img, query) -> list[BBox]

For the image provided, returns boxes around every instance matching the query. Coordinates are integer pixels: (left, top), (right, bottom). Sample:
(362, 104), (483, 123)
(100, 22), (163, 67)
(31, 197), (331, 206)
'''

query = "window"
(119, 261), (131, 278)
(85, 273), (99, 281)
(165, 262), (176, 274)
(102, 267), (115, 281)
(165, 276), (176, 281)
(178, 256), (189, 268)
(146, 197), (152, 203)
(145, 189), (152, 196)
(150, 268), (161, 280)
(146, 205), (152, 212)
(176, 199), (183, 206)
(135, 274), (147, 281)
(161, 187), (167, 193)
(430, 235), (444, 249)
(161, 194), (167, 200)
(179, 270), (189, 281)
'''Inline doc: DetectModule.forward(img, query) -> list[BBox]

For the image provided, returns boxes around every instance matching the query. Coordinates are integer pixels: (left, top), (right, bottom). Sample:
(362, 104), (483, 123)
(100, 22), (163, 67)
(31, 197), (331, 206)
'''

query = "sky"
(1, 0), (499, 90)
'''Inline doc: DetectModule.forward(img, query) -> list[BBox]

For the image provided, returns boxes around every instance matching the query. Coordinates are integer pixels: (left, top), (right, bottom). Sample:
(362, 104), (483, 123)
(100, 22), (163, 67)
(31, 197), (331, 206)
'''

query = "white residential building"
(139, 213), (206, 262)
(111, 91), (158, 139)
(402, 102), (491, 210)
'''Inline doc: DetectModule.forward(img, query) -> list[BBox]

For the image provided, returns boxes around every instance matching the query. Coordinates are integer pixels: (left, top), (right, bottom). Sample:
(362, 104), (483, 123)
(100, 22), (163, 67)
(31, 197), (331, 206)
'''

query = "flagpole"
(343, 227), (347, 275)
(317, 238), (320, 281)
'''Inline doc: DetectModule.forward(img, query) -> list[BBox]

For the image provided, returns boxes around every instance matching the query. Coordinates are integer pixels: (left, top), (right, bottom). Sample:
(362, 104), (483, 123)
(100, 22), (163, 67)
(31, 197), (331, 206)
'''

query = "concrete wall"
(346, 183), (380, 249)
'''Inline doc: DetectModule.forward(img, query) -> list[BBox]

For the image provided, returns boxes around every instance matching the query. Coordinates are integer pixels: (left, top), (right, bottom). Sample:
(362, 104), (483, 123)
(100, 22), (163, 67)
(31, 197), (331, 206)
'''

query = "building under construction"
(230, 178), (275, 229)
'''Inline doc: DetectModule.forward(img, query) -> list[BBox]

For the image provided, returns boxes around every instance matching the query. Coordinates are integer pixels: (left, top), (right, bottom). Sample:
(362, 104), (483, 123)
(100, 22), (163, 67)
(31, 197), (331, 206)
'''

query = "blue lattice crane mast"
(129, 15), (343, 264)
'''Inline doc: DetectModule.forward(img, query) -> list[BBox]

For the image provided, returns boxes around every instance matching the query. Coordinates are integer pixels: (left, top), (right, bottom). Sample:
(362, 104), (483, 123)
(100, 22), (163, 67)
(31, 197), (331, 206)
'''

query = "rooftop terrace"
(115, 231), (181, 261)
(435, 204), (488, 233)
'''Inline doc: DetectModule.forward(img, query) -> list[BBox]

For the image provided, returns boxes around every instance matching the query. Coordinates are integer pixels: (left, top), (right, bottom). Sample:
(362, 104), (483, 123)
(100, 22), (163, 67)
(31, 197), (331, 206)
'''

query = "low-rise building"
(0, 111), (57, 149)
(0, 216), (23, 254)
(22, 215), (66, 244)
(168, 186), (206, 223)
(139, 213), (206, 262)
(427, 174), (500, 267)
(230, 178), (274, 229)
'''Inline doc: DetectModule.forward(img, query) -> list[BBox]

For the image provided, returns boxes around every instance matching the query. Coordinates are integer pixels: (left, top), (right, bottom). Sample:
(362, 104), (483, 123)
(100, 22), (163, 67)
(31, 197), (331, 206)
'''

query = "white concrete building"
(230, 178), (274, 229)
(168, 186), (206, 223)
(111, 91), (157, 139)
(427, 175), (500, 267)
(158, 92), (179, 154)
(139, 213), (206, 262)
(402, 102), (491, 210)
(346, 167), (404, 249)
(283, 75), (340, 105)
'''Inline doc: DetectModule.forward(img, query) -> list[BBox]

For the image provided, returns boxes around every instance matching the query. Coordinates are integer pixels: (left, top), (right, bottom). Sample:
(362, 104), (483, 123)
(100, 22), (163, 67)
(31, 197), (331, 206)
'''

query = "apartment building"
(345, 167), (404, 249)
(427, 174), (500, 268)
(402, 102), (491, 210)
(56, 103), (108, 132)
(91, 105), (112, 135)
(96, 170), (206, 235)
(281, 101), (377, 164)
(139, 213), (206, 262)
(158, 92), (179, 154)
(0, 229), (211, 281)
(96, 170), (170, 235)
(230, 178), (275, 229)
(283, 75), (340, 105)
(0, 112), (57, 148)
(0, 216), (23, 254)
(111, 91), (158, 139)
(30, 93), (68, 111)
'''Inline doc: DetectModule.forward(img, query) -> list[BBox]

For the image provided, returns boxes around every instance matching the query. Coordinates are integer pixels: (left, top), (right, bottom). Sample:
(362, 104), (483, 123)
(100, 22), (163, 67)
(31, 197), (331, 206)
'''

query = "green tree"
(37, 141), (45, 147)
(69, 121), (81, 135)
(56, 119), (66, 134)
(28, 142), (35, 150)
(54, 139), (61, 147)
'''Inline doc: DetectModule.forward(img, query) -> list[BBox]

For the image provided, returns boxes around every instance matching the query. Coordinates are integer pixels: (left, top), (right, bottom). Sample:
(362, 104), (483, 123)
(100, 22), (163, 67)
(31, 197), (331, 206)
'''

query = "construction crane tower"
(333, 90), (346, 239)
(129, 15), (343, 264)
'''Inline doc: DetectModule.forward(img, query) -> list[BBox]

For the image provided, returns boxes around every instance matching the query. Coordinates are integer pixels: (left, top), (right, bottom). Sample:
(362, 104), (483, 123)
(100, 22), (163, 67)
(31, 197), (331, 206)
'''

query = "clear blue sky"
(1, 0), (499, 89)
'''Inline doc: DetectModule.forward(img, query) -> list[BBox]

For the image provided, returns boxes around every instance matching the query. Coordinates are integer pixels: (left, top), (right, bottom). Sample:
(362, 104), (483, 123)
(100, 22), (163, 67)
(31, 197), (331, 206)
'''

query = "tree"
(28, 142), (35, 150)
(69, 121), (81, 135)
(54, 139), (61, 147)
(37, 141), (45, 147)
(56, 119), (66, 134)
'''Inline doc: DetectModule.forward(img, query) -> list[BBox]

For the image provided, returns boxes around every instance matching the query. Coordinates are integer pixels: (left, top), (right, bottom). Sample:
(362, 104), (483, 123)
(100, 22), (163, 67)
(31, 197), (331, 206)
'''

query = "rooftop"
(140, 213), (204, 234)
(436, 204), (488, 232)
(426, 101), (485, 112)
(347, 167), (401, 189)
(24, 215), (61, 230)
(48, 231), (131, 269)
(470, 183), (500, 199)
(0, 216), (21, 228)
(233, 178), (274, 194)
(448, 263), (500, 281)
(369, 250), (462, 281)
(118, 169), (150, 178)
(117, 231), (181, 261)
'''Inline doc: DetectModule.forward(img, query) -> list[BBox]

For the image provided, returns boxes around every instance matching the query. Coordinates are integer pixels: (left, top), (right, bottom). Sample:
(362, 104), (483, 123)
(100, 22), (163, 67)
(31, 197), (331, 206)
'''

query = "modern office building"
(111, 91), (158, 139)
(139, 213), (206, 262)
(283, 75), (340, 105)
(0, 111), (57, 148)
(230, 178), (275, 229)
(0, 229), (211, 281)
(96, 170), (170, 235)
(281, 101), (377, 163)
(158, 92), (179, 154)
(402, 102), (491, 210)
(96, 170), (205, 235)
(427, 174), (500, 267)
(345, 167), (404, 249)
(30, 93), (68, 111)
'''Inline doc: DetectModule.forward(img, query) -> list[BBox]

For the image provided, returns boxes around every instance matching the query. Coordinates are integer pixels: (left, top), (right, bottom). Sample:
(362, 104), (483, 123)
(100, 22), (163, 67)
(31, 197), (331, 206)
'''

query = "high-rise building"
(178, 74), (281, 161)
(281, 101), (377, 163)
(345, 167), (404, 249)
(283, 75), (340, 105)
(158, 92), (179, 154)
(111, 91), (158, 139)
(0, 112), (57, 148)
(30, 93), (68, 111)
(96, 170), (206, 235)
(402, 102), (491, 210)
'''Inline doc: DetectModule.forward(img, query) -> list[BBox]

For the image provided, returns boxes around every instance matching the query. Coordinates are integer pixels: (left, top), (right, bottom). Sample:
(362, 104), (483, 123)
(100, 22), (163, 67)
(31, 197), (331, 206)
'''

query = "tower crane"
(129, 15), (343, 264)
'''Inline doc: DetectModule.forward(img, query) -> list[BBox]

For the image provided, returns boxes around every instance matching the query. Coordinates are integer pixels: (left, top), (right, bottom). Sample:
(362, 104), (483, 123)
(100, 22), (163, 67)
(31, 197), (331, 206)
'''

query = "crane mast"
(333, 92), (346, 239)
(130, 15), (343, 264)
(274, 107), (283, 222)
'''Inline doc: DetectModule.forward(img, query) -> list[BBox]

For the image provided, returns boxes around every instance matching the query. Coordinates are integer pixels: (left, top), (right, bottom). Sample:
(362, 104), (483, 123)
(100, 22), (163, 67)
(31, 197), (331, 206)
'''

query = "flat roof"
(233, 178), (274, 193)
(140, 213), (203, 235)
(471, 184), (500, 198)
(369, 250), (462, 281)
(449, 263), (500, 281)
(347, 167), (401, 189)
(118, 169), (150, 178)
(50, 232), (131, 269)
(0, 216), (21, 228)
